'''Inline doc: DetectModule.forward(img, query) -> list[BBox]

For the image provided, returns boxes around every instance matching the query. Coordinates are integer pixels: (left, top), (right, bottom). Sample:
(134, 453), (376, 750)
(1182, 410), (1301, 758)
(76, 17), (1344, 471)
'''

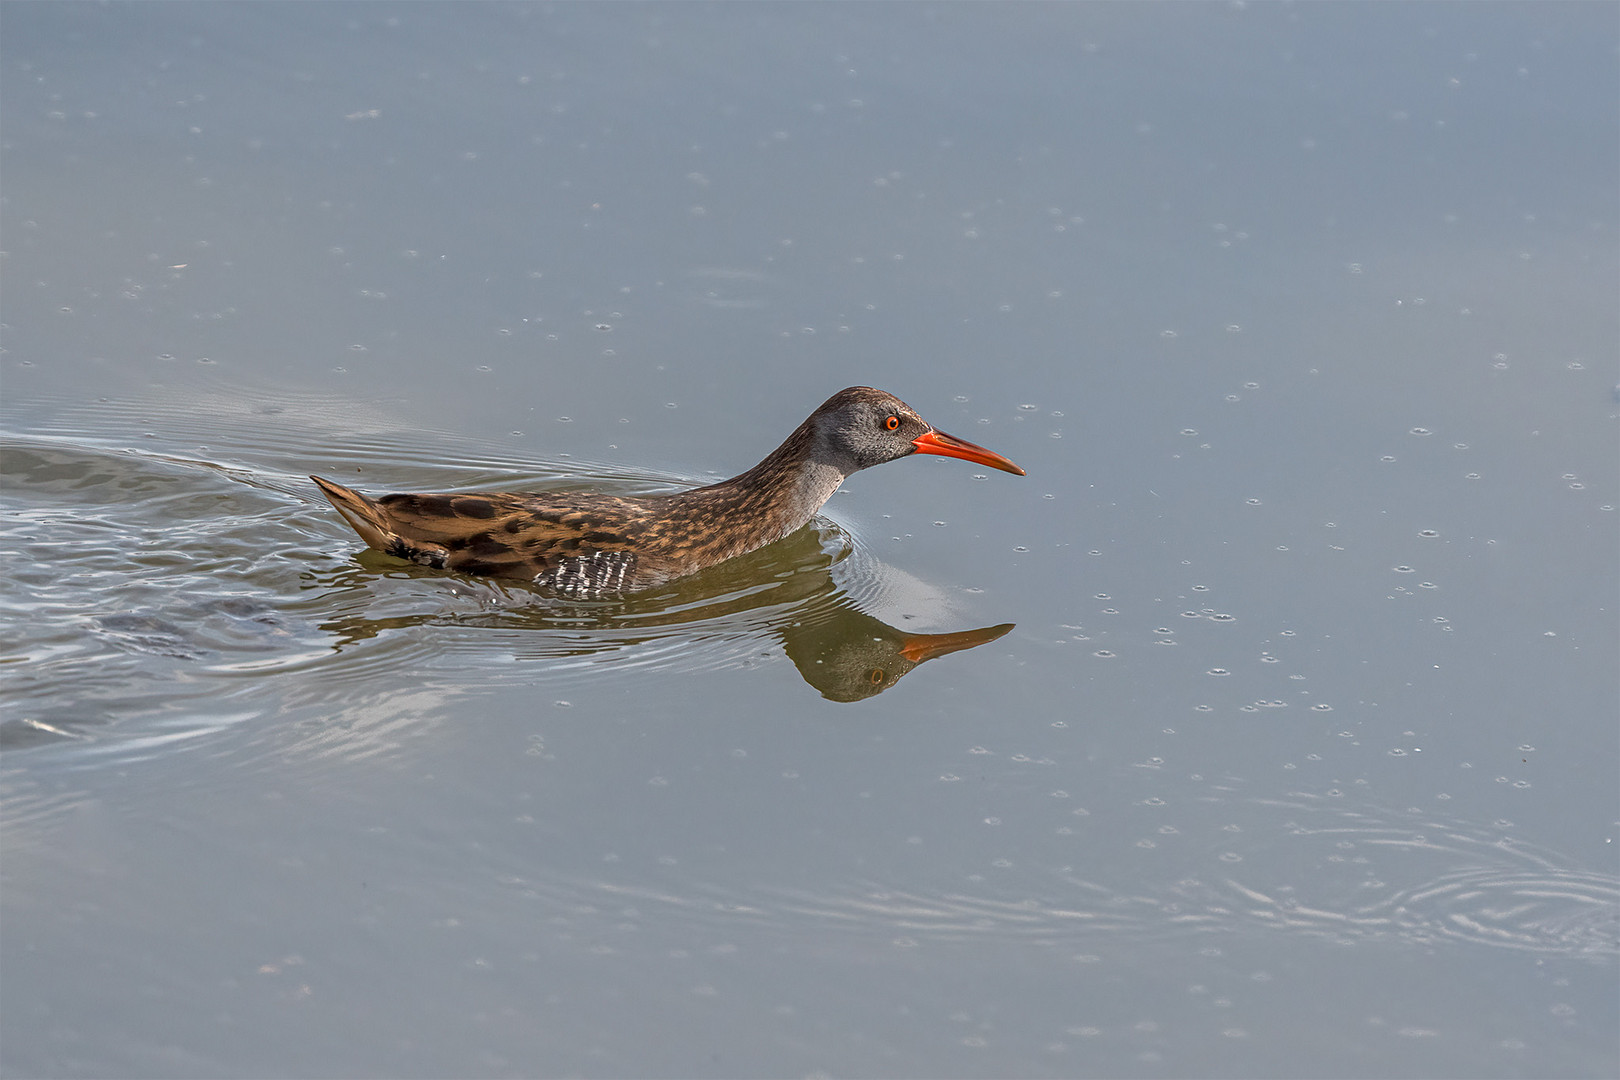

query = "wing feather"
(317, 478), (679, 592)
(371, 490), (650, 583)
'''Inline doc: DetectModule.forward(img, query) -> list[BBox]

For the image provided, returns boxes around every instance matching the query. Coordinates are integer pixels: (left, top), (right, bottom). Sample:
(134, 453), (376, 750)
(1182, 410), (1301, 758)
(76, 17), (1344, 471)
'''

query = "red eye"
(884, 415), (900, 431)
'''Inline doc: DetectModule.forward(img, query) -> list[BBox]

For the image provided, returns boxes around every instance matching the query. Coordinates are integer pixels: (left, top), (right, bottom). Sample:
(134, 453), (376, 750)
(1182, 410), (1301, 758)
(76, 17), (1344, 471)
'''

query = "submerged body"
(313, 386), (1024, 598)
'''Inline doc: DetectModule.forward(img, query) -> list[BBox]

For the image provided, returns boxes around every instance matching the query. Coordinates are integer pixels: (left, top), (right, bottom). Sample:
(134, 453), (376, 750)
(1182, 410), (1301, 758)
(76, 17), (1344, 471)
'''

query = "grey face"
(795, 386), (1024, 480)
(816, 396), (930, 474)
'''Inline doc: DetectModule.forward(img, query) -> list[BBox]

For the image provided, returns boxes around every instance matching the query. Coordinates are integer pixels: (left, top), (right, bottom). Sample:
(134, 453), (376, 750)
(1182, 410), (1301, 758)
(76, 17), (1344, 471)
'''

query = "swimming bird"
(312, 386), (1024, 598)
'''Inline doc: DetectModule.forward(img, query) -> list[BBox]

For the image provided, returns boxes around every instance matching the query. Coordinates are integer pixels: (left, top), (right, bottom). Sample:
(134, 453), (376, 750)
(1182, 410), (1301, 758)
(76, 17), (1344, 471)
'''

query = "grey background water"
(2, 3), (1616, 1078)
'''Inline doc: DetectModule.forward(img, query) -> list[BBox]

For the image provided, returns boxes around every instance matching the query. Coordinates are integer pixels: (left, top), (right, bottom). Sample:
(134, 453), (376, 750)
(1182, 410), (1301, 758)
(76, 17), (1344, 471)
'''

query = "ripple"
(1, 413), (1015, 760)
(510, 787), (1620, 963)
(1375, 867), (1619, 955)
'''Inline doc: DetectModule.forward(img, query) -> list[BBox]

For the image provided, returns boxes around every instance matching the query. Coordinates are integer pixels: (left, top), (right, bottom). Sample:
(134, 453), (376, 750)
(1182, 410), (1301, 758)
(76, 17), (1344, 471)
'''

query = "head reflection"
(780, 608), (1012, 701)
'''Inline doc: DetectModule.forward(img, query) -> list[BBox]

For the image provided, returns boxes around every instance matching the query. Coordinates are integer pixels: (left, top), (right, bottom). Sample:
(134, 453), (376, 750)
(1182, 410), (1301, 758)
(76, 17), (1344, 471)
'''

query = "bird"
(312, 386), (1024, 598)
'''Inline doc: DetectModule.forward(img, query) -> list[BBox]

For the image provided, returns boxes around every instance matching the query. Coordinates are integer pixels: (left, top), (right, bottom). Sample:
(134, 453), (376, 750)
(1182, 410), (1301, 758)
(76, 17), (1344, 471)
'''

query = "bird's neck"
(676, 421), (847, 548)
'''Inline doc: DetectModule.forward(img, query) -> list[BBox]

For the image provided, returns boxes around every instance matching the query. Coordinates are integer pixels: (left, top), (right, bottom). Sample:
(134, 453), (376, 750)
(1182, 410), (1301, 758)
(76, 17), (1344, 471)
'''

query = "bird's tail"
(311, 475), (395, 553)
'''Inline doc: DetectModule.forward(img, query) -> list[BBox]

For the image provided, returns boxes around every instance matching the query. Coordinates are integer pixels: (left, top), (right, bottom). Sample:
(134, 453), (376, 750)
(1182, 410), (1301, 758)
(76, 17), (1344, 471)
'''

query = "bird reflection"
(780, 608), (1012, 702)
(314, 521), (1013, 702)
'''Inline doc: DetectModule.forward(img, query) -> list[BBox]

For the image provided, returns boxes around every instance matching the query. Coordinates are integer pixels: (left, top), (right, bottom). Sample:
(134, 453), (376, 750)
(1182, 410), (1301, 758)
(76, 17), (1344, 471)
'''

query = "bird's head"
(806, 387), (1026, 477)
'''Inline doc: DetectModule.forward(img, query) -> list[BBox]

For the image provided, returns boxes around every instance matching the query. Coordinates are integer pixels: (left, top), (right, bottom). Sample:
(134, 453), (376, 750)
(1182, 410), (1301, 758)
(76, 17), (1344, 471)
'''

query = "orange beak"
(898, 622), (1016, 664)
(911, 429), (1026, 476)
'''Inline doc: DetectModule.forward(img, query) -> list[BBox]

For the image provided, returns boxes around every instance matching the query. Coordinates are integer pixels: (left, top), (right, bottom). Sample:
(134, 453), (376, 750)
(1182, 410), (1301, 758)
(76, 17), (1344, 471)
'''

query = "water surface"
(3, 3), (1616, 1077)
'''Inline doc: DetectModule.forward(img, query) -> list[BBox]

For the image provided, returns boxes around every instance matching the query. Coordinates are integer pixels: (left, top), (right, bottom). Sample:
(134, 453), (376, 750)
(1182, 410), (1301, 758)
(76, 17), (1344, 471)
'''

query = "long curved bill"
(912, 429), (1026, 476)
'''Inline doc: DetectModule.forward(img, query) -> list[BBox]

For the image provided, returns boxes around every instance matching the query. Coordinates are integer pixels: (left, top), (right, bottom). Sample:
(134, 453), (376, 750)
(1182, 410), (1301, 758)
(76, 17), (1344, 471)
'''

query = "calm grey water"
(3, 3), (1617, 1078)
